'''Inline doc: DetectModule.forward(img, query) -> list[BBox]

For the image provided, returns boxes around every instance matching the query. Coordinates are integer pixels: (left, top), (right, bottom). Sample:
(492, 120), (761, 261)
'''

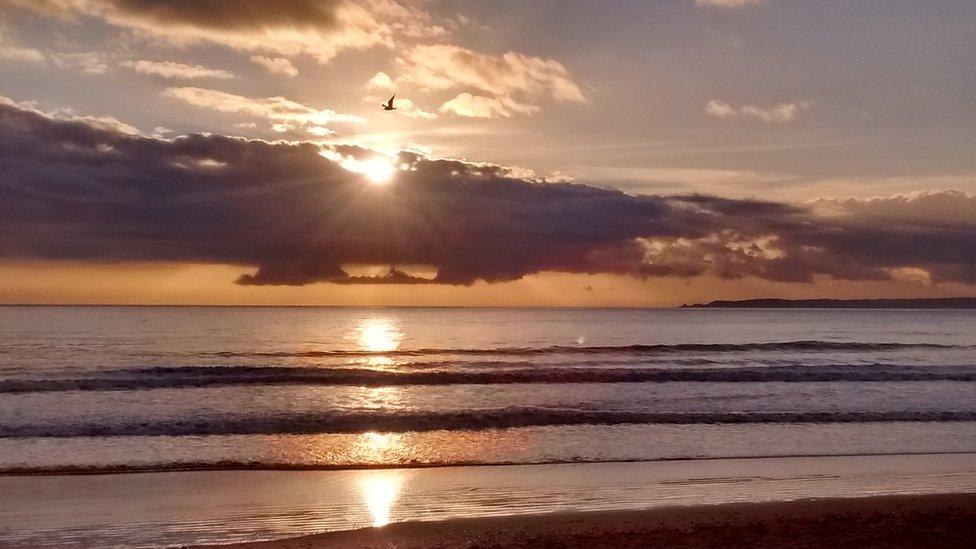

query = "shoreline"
(4, 453), (975, 547)
(3, 449), (976, 477)
(197, 492), (976, 548)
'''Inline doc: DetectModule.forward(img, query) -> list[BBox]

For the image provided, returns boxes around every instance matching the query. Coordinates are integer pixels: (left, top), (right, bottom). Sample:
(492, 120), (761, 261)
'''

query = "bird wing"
(387, 94), (395, 106)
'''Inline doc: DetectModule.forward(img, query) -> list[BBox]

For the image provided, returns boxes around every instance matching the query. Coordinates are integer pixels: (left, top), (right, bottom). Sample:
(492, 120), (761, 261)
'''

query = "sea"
(2, 305), (976, 472)
(2, 306), (976, 547)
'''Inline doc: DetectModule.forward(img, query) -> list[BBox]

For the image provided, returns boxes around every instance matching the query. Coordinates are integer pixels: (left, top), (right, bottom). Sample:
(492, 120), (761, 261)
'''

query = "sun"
(340, 156), (396, 184)
(361, 157), (396, 184)
(346, 157), (394, 184)
(319, 148), (399, 185)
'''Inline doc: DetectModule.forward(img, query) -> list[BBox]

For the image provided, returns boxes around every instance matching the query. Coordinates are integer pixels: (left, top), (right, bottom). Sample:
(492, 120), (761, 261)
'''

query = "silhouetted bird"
(382, 94), (396, 111)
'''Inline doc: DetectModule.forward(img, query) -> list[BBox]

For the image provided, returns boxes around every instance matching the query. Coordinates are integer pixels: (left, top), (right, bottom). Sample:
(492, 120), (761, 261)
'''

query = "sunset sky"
(2, 0), (975, 306)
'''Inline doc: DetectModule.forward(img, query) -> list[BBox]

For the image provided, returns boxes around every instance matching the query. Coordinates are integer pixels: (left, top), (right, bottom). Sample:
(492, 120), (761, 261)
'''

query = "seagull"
(382, 94), (397, 111)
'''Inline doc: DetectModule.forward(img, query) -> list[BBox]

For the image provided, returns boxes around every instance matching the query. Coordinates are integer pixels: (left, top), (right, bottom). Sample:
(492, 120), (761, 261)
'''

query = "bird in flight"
(382, 94), (397, 111)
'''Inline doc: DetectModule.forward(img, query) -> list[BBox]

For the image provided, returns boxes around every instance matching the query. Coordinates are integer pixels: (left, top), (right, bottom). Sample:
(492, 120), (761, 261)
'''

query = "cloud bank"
(2, 100), (975, 287)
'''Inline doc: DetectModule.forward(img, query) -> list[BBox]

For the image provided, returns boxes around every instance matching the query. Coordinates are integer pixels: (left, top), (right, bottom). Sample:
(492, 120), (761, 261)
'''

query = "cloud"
(696, 0), (765, 7)
(635, 192), (976, 284)
(2, 100), (975, 287)
(0, 94), (139, 134)
(794, 174), (976, 201)
(121, 60), (235, 80)
(704, 99), (736, 118)
(161, 86), (364, 132)
(740, 102), (810, 122)
(394, 44), (585, 117)
(404, 45), (586, 101)
(706, 99), (811, 122)
(362, 93), (436, 119)
(2, 26), (115, 74)
(578, 166), (795, 197)
(0, 44), (44, 62)
(50, 51), (109, 74)
(365, 71), (396, 91)
(249, 55), (298, 77)
(808, 189), (976, 226)
(2, 0), (442, 63)
(4, 3), (582, 119)
(390, 97), (437, 119)
(0, 27), (45, 62)
(439, 93), (538, 119)
(0, 29), (110, 73)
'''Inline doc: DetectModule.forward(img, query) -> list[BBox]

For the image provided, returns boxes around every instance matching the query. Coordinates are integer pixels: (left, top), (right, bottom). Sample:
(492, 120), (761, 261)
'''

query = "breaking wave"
(206, 340), (958, 358)
(4, 363), (976, 393)
(5, 408), (976, 438)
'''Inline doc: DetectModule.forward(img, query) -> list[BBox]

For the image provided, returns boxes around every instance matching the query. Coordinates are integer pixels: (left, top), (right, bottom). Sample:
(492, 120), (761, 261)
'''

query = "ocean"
(2, 305), (976, 472)
(3, 305), (976, 547)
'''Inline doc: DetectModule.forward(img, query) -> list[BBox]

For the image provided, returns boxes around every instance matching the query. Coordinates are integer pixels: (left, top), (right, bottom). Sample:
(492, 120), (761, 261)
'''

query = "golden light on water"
(350, 321), (407, 527)
(357, 318), (402, 353)
(363, 431), (395, 451)
(351, 429), (405, 462)
(357, 470), (406, 527)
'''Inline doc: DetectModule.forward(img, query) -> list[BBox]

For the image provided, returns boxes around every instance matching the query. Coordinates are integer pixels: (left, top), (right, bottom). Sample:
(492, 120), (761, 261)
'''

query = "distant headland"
(682, 298), (976, 309)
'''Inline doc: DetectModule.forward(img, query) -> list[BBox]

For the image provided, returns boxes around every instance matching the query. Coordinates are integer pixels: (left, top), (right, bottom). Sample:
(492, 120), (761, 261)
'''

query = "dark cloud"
(5, 0), (342, 30)
(2, 102), (976, 287)
(107, 0), (342, 30)
(1, 0), (410, 63)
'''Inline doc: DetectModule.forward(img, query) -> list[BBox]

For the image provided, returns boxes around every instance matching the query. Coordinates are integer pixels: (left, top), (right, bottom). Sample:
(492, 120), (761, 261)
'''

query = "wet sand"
(5, 455), (976, 546)
(205, 493), (976, 548)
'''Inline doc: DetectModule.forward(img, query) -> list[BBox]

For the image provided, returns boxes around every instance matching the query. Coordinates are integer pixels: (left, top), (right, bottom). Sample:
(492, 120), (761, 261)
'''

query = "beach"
(206, 493), (976, 548)
(2, 453), (976, 546)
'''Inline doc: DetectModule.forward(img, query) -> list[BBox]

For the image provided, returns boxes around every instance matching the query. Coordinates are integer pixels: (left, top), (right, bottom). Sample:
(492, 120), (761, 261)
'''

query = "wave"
(5, 409), (976, 438)
(207, 340), (959, 358)
(6, 450), (976, 476)
(4, 364), (976, 393)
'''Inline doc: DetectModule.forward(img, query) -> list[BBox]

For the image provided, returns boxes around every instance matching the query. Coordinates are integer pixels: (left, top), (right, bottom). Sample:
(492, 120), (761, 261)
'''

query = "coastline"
(3, 453), (975, 547)
(198, 493), (976, 548)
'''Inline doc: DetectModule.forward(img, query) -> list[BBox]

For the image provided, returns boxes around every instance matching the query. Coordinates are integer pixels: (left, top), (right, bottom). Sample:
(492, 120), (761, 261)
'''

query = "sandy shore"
(202, 493), (976, 548)
(5, 455), (975, 546)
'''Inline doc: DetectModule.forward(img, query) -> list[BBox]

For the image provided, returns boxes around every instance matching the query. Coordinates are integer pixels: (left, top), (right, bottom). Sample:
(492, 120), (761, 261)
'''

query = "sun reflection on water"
(354, 434), (407, 527)
(350, 319), (409, 526)
(362, 431), (396, 452)
(354, 317), (404, 369)
(358, 318), (402, 353)
(357, 471), (405, 527)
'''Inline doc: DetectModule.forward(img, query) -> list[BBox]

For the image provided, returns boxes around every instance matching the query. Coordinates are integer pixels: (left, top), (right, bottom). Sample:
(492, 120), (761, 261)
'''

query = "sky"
(1, 0), (975, 306)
